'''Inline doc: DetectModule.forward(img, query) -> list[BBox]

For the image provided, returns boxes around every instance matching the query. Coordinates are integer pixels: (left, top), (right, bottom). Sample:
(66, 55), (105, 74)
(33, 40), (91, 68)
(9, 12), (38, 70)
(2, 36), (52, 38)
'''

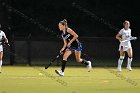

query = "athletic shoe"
(87, 61), (92, 72)
(55, 70), (64, 76)
(127, 66), (132, 71)
(117, 67), (122, 72)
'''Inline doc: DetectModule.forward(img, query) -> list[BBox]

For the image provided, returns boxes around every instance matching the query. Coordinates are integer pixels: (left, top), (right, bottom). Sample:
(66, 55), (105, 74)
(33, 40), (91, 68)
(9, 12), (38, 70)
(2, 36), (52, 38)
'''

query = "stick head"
(45, 63), (52, 69)
(45, 66), (49, 69)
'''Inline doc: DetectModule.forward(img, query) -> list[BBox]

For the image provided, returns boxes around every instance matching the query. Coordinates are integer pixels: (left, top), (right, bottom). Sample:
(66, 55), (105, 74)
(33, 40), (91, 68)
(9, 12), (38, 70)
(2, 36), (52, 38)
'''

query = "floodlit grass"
(0, 66), (140, 93)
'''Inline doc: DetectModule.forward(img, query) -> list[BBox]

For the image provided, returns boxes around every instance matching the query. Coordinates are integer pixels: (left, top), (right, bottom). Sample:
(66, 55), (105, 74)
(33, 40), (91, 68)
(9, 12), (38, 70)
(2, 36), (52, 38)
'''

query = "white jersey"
(118, 28), (132, 51)
(0, 30), (6, 52)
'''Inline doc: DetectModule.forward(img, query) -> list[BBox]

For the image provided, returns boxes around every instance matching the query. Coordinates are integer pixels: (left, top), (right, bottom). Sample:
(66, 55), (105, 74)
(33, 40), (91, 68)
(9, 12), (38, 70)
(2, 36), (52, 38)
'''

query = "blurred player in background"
(0, 24), (9, 73)
(116, 20), (136, 72)
(55, 19), (92, 76)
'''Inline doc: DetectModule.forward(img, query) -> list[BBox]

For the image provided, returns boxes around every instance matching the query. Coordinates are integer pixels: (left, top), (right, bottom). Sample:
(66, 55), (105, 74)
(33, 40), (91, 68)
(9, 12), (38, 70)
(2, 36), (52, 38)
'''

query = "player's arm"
(116, 33), (122, 42)
(67, 28), (78, 47)
(3, 37), (8, 44)
(60, 37), (67, 53)
(2, 32), (9, 44)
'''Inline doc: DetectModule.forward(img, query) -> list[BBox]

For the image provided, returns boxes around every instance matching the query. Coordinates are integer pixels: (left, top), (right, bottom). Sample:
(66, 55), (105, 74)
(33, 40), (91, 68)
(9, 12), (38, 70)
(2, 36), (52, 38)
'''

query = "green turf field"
(0, 66), (140, 93)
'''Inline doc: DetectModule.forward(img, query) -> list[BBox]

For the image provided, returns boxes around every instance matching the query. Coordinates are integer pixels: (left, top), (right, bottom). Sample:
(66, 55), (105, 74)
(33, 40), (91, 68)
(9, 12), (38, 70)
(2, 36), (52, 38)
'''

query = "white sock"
(118, 56), (124, 68)
(0, 60), (2, 68)
(127, 57), (133, 68)
(118, 59), (123, 68)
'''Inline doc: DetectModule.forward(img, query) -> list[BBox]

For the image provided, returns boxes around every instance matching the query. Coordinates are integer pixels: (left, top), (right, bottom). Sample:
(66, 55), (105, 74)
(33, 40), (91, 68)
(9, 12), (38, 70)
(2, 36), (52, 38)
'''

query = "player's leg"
(118, 46), (125, 72)
(0, 51), (3, 73)
(126, 48), (133, 71)
(75, 50), (92, 72)
(55, 50), (72, 76)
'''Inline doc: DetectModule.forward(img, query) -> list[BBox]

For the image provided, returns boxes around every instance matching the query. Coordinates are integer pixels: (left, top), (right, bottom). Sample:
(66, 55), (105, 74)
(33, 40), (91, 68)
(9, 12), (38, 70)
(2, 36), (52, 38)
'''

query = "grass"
(0, 66), (140, 93)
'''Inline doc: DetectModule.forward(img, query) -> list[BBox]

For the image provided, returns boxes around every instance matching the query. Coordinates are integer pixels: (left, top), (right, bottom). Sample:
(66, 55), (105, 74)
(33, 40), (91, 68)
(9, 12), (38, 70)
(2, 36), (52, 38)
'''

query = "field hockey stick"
(3, 42), (10, 46)
(45, 47), (67, 69)
(120, 37), (137, 43)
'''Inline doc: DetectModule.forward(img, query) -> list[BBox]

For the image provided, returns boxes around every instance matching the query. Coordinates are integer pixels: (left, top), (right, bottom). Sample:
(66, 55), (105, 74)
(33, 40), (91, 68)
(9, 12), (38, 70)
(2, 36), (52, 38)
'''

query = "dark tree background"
(0, 0), (139, 39)
(0, 0), (140, 66)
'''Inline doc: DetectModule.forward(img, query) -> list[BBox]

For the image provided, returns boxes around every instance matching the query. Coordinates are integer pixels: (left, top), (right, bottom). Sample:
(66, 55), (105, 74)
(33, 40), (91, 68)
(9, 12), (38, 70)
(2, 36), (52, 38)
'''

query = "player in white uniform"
(0, 24), (9, 73)
(116, 20), (135, 72)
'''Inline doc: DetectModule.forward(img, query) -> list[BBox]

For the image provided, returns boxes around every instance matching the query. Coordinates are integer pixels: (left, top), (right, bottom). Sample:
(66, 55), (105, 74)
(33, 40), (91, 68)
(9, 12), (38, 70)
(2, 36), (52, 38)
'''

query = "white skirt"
(0, 45), (3, 52)
(119, 41), (132, 51)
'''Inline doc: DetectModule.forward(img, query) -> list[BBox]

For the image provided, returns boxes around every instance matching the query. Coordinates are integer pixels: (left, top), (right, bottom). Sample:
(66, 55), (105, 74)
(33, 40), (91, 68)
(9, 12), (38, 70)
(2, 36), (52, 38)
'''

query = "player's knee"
(63, 56), (68, 61)
(76, 58), (82, 63)
(120, 56), (125, 60)
(128, 54), (133, 58)
(128, 56), (133, 59)
(63, 57), (68, 61)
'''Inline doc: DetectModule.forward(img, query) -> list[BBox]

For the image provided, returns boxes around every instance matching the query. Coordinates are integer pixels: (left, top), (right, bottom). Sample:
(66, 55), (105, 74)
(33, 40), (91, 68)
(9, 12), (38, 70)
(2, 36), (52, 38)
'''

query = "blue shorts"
(67, 43), (82, 51)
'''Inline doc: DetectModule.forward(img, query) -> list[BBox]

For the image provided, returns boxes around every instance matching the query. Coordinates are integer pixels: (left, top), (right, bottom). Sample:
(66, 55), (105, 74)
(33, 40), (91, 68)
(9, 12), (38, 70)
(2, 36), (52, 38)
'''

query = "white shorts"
(0, 45), (3, 52)
(119, 41), (132, 51)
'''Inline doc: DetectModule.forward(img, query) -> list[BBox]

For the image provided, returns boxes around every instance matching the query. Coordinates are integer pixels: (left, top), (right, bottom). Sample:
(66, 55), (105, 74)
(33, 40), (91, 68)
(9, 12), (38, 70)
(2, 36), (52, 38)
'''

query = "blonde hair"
(59, 19), (68, 27)
(123, 20), (130, 25)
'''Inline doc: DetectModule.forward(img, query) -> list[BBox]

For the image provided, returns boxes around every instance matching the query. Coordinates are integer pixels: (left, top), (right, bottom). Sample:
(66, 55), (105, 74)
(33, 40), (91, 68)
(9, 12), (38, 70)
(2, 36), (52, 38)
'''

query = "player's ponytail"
(63, 19), (67, 25)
